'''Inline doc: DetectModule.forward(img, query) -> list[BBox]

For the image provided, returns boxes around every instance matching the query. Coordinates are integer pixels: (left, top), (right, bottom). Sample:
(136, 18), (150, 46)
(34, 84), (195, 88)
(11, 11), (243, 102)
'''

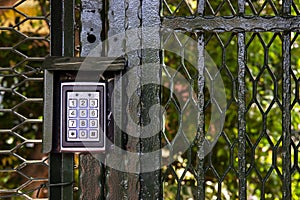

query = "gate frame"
(47, 0), (294, 199)
(47, 0), (75, 199)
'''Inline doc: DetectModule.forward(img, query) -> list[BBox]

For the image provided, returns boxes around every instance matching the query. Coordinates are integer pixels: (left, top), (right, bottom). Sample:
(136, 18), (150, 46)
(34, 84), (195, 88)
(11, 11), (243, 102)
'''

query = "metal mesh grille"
(0, 0), (50, 198)
(163, 0), (300, 16)
(162, 0), (300, 199)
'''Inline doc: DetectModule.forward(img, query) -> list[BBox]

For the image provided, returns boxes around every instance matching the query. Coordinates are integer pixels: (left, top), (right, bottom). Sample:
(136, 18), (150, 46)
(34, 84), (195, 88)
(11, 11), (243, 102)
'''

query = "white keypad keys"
(66, 91), (100, 141)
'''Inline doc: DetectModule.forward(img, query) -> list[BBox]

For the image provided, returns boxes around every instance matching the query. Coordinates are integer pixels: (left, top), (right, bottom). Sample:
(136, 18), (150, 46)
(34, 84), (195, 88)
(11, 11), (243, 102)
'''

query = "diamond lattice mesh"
(162, 1), (299, 199)
(0, 0), (50, 198)
(162, 0), (294, 16)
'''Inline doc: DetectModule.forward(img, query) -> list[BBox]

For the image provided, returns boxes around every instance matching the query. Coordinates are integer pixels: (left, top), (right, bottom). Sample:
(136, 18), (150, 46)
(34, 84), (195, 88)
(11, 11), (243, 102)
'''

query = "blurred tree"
(0, 0), (19, 6)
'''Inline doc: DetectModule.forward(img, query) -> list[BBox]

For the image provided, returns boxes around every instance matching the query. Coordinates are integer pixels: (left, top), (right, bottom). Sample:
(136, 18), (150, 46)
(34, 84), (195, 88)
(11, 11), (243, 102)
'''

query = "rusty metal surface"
(195, 32), (205, 200)
(282, 2), (292, 199)
(140, 0), (162, 199)
(162, 16), (300, 32)
(237, 32), (246, 200)
(79, 154), (102, 200)
(79, 1), (104, 199)
(106, 0), (128, 199)
(81, 0), (103, 57)
(123, 0), (142, 198)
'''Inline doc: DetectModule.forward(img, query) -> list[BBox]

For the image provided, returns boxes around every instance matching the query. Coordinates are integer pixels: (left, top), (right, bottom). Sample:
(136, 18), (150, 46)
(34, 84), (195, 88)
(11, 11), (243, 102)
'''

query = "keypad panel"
(60, 82), (105, 152)
(66, 91), (100, 141)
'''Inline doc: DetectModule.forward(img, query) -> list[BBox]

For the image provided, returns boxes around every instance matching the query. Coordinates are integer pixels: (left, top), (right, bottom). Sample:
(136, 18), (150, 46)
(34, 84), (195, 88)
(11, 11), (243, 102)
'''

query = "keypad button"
(68, 130), (77, 138)
(79, 119), (87, 128)
(68, 120), (77, 128)
(89, 119), (98, 128)
(89, 99), (98, 108)
(89, 109), (98, 118)
(69, 109), (77, 118)
(79, 109), (88, 118)
(69, 99), (77, 107)
(89, 130), (98, 138)
(79, 99), (88, 107)
(79, 130), (87, 138)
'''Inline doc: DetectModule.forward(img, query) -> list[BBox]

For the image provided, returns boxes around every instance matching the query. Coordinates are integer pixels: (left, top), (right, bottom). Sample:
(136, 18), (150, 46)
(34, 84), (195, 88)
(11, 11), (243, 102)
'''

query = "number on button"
(79, 110), (87, 118)
(90, 99), (98, 107)
(69, 120), (77, 128)
(79, 120), (87, 128)
(69, 109), (77, 118)
(69, 99), (77, 107)
(79, 130), (87, 138)
(89, 119), (98, 128)
(89, 109), (98, 118)
(79, 99), (87, 107)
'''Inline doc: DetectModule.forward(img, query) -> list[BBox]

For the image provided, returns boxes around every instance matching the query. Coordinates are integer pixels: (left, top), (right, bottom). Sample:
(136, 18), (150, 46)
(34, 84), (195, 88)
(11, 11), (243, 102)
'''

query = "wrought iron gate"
(161, 0), (300, 199)
(0, 0), (300, 199)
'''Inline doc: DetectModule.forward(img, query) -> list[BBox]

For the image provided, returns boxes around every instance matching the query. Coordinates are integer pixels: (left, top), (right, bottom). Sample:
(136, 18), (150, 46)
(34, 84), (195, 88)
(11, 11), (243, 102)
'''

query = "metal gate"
(0, 0), (300, 199)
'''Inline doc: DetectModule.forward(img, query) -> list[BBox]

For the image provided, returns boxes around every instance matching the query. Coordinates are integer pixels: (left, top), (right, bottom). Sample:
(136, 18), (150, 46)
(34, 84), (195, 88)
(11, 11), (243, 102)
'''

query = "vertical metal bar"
(107, 0), (125, 56)
(282, 1), (292, 199)
(63, 0), (75, 56)
(282, 30), (292, 200)
(49, 0), (74, 199)
(49, 0), (63, 198)
(197, 0), (205, 15)
(62, 1), (75, 200)
(106, 0), (127, 199)
(123, 0), (142, 198)
(237, 32), (246, 200)
(196, 2), (205, 198)
(238, 0), (245, 14)
(61, 154), (74, 200)
(238, 1), (246, 200)
(196, 32), (205, 200)
(140, 0), (162, 199)
(49, 154), (63, 199)
(50, 0), (63, 56)
(283, 0), (292, 15)
(196, 0), (205, 199)
(79, 0), (103, 199)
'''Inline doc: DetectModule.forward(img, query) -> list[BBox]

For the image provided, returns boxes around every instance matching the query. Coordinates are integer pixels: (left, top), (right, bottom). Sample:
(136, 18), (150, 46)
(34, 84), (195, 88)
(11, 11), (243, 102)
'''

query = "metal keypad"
(60, 82), (105, 152)
(66, 91), (100, 141)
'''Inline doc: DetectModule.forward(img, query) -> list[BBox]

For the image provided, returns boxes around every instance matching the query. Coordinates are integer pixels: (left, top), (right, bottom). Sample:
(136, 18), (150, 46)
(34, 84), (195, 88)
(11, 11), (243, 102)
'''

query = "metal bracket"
(42, 56), (125, 153)
(42, 56), (126, 71)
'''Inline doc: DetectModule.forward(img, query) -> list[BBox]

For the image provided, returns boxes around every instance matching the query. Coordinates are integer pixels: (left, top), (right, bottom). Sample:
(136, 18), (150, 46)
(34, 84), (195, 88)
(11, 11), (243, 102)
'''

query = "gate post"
(106, 0), (162, 199)
(48, 0), (74, 199)
(79, 1), (105, 200)
(79, 0), (162, 199)
(140, 0), (162, 198)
